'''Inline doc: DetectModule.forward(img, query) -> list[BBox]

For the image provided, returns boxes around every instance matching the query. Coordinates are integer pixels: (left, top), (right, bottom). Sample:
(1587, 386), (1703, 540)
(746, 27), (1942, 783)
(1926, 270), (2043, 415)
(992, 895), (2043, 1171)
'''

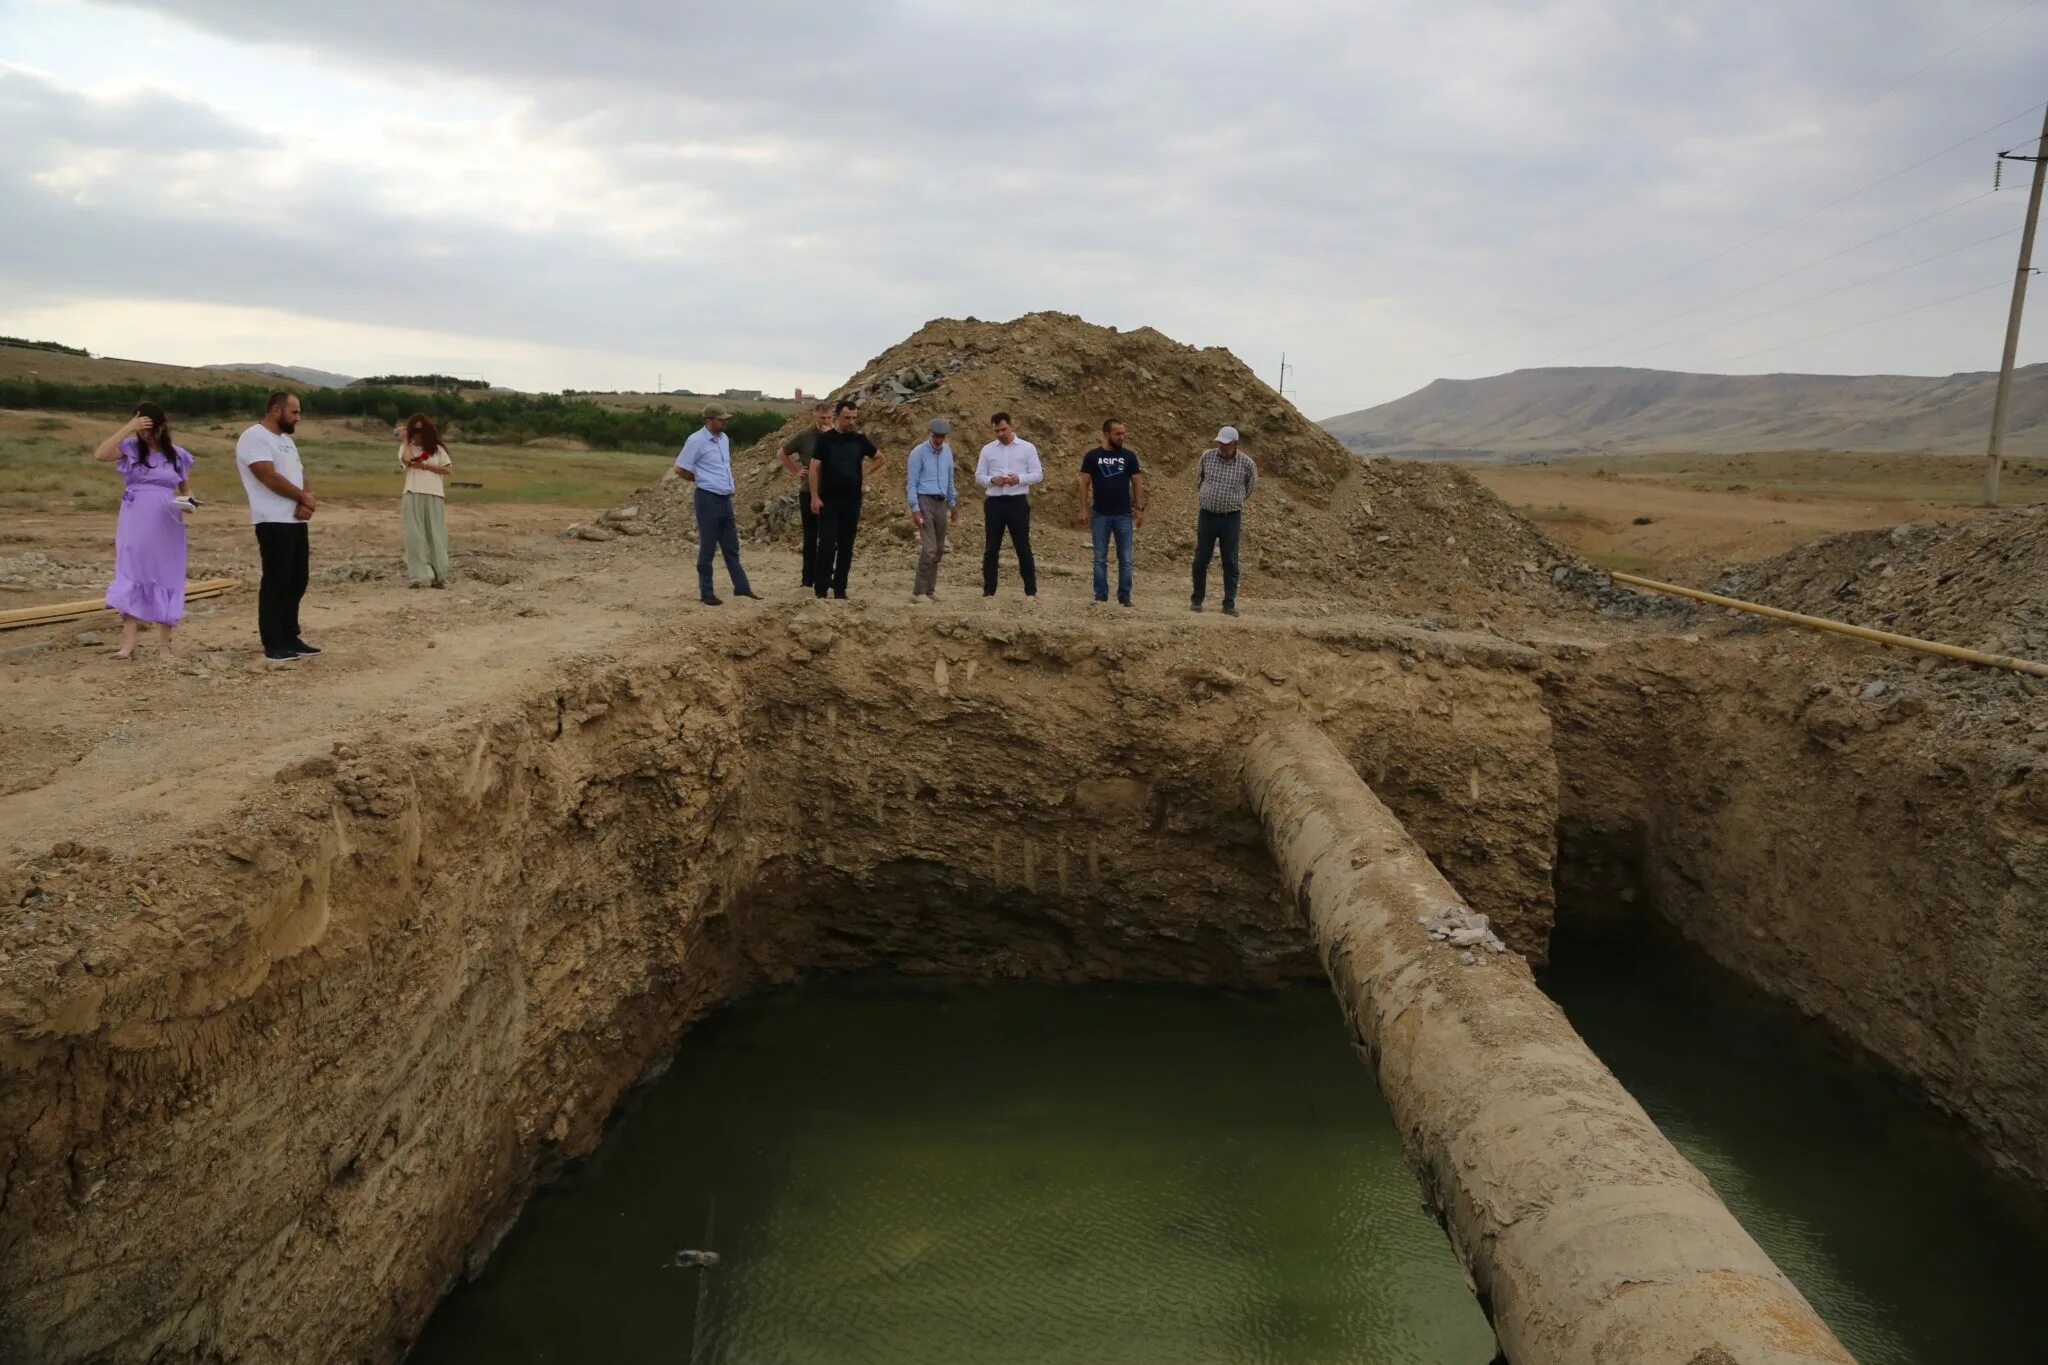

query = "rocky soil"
(1714, 500), (2048, 662)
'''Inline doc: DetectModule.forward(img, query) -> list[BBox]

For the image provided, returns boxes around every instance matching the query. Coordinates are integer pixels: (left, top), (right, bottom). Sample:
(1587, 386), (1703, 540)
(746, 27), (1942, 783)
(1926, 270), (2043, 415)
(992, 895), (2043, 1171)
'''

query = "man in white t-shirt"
(235, 391), (318, 661)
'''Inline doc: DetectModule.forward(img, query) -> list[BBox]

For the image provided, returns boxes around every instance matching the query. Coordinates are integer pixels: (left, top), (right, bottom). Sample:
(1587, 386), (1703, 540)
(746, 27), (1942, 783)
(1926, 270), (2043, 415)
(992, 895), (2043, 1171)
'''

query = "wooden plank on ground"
(0, 579), (240, 632)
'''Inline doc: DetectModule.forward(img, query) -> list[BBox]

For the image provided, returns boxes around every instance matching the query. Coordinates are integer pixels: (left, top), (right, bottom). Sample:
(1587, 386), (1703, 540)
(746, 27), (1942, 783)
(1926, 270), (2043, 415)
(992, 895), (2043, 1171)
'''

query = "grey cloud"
(0, 62), (268, 161)
(26, 0), (2048, 410)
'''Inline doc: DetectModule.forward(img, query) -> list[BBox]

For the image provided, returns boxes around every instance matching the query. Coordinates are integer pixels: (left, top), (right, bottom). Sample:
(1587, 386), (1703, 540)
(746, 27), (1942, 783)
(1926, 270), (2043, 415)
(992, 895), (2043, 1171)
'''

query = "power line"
(1446, 99), (2048, 362)
(1709, 278), (2010, 365)
(1530, 187), (2011, 364)
(1625, 224), (2020, 358)
(1690, 0), (2041, 203)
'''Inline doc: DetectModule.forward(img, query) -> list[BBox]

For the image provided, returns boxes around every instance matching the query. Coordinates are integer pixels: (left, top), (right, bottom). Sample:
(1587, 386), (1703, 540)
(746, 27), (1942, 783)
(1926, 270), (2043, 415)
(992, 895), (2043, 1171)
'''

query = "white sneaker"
(910, 593), (930, 604)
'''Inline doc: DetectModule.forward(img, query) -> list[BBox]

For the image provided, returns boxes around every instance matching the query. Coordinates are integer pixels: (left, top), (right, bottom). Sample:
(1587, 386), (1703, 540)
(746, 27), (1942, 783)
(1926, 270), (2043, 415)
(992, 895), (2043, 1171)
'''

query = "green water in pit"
(414, 939), (2048, 1365)
(1541, 924), (2048, 1365)
(410, 982), (1498, 1364)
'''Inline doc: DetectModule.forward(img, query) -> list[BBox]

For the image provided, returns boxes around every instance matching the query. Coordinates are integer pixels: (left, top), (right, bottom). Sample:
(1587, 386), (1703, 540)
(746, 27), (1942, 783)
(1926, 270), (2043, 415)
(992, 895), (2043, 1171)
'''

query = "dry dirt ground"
(0, 492), (1544, 847)
(1471, 453), (2048, 579)
(6, 314), (2047, 1363)
(4, 485), (2048, 1363)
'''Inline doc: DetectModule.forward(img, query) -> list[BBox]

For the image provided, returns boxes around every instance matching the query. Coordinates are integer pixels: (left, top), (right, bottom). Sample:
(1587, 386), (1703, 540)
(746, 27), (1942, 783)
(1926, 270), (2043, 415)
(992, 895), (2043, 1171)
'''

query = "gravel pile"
(1417, 904), (1510, 965)
(1714, 502), (2048, 661)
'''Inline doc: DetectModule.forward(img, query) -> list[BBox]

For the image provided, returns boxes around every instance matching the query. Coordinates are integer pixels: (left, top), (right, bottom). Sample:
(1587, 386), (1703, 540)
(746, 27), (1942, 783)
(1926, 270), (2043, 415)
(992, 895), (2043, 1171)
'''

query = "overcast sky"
(2, 0), (2045, 417)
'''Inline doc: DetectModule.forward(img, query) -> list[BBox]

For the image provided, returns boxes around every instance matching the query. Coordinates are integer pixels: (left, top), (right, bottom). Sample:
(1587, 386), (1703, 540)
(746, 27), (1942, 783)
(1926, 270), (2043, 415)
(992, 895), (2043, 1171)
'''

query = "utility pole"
(1984, 103), (2048, 507)
(1277, 352), (1290, 400)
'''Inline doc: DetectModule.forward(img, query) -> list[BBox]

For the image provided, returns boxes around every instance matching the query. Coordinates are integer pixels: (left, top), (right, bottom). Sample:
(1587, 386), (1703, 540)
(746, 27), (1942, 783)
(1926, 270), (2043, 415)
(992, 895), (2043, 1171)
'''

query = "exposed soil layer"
(5, 313), (2048, 1361)
(0, 595), (1561, 1364)
(1548, 631), (2048, 1190)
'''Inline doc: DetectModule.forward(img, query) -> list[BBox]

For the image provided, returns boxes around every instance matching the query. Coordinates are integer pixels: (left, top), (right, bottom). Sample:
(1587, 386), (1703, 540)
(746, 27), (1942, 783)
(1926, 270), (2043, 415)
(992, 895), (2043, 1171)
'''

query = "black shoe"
(735, 589), (763, 600)
(290, 641), (321, 655)
(1222, 603), (1239, 616)
(833, 591), (848, 600)
(701, 594), (723, 606)
(1118, 597), (1132, 607)
(265, 650), (300, 662)
(1190, 601), (1204, 612)
(1093, 596), (1108, 604)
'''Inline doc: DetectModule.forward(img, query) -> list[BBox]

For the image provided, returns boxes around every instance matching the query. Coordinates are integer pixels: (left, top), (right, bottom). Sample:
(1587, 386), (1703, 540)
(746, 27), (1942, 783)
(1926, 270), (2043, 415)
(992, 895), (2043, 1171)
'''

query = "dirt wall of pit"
(1547, 633), (2048, 1189)
(0, 611), (1558, 1364)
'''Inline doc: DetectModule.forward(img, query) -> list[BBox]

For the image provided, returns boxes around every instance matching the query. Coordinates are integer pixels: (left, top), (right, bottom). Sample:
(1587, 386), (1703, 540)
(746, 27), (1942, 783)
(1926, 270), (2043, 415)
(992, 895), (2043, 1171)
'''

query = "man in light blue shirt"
(674, 404), (759, 605)
(905, 417), (957, 602)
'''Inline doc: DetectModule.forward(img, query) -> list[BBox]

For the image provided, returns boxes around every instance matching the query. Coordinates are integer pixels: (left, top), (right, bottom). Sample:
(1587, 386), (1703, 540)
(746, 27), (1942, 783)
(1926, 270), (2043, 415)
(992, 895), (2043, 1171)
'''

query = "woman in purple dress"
(93, 402), (194, 659)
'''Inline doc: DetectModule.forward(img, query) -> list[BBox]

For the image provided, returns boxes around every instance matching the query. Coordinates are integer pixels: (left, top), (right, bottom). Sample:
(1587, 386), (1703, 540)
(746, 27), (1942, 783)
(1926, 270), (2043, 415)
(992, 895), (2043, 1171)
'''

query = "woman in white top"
(398, 412), (455, 588)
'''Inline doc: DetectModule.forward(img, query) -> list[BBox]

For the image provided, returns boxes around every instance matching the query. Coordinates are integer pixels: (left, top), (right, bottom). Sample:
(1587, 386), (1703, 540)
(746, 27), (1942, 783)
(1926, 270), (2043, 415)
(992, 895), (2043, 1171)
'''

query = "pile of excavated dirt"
(626, 313), (1577, 618)
(1713, 502), (2048, 660)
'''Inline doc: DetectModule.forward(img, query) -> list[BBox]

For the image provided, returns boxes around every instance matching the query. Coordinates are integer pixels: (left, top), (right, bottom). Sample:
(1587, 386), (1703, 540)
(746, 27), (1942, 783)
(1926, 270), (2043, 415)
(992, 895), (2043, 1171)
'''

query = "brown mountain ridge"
(1322, 363), (2048, 459)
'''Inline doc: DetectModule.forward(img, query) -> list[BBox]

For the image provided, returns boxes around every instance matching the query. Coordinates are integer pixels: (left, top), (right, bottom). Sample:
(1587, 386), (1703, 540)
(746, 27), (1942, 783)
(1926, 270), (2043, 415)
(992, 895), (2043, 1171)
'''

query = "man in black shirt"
(1077, 418), (1146, 605)
(807, 399), (882, 598)
(777, 401), (834, 587)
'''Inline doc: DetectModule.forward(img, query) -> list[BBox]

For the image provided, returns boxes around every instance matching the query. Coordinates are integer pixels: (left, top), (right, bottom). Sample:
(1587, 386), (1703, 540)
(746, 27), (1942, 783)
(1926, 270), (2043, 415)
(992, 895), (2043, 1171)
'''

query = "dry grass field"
(575, 389), (803, 415)
(0, 408), (673, 514)
(1469, 449), (2048, 579)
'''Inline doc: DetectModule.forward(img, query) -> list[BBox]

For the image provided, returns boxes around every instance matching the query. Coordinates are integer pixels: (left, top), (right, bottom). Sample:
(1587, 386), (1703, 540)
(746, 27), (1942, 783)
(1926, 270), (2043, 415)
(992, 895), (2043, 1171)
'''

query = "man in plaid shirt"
(1192, 425), (1257, 615)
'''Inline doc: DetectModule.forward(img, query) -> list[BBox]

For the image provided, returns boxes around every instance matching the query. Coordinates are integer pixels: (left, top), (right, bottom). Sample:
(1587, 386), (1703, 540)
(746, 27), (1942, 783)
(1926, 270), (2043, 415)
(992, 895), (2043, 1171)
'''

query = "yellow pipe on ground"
(1609, 570), (2048, 679)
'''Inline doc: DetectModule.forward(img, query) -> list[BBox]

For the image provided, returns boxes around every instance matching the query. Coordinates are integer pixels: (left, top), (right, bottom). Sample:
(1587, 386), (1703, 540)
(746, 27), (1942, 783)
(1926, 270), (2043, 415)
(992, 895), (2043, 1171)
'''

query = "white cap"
(1215, 426), (1239, 444)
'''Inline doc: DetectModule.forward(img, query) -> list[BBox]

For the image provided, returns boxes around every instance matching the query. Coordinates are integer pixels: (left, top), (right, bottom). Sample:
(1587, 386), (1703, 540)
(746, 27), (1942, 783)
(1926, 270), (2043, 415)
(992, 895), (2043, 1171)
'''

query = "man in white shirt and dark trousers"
(975, 412), (1042, 599)
(675, 404), (761, 606)
(235, 390), (319, 661)
(1192, 425), (1257, 616)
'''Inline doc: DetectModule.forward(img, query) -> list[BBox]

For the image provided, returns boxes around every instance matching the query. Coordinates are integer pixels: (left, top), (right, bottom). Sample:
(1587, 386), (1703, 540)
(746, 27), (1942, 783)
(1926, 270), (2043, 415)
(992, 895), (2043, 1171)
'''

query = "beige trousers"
(913, 495), (950, 596)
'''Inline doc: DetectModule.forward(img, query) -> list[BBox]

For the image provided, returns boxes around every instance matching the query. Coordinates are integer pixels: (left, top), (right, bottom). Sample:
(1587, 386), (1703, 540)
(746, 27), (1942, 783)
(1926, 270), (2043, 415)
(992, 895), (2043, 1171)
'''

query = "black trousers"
(798, 492), (820, 586)
(254, 522), (310, 653)
(814, 491), (860, 597)
(1192, 509), (1242, 606)
(982, 496), (1036, 596)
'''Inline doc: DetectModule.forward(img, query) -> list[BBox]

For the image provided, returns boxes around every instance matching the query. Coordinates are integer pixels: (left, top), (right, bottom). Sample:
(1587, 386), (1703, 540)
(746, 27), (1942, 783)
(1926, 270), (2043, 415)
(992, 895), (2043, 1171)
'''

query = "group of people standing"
(89, 387), (1260, 662)
(94, 390), (457, 661)
(739, 402), (1256, 611)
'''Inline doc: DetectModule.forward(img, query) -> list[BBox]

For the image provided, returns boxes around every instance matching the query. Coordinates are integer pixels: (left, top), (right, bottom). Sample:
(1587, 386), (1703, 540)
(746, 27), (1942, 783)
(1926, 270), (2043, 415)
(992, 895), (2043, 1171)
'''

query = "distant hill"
(0, 344), (299, 390)
(1322, 363), (2048, 459)
(210, 363), (356, 388)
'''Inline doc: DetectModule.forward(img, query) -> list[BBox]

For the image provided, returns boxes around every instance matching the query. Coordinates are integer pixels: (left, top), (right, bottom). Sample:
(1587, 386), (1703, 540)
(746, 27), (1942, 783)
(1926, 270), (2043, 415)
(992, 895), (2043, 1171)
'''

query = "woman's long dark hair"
(131, 401), (175, 467)
(406, 413), (442, 455)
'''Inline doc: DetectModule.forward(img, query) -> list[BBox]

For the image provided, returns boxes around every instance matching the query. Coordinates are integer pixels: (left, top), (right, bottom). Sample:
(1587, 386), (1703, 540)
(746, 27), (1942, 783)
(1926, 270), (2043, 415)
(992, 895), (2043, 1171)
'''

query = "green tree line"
(0, 337), (91, 357)
(350, 373), (485, 389)
(0, 379), (787, 451)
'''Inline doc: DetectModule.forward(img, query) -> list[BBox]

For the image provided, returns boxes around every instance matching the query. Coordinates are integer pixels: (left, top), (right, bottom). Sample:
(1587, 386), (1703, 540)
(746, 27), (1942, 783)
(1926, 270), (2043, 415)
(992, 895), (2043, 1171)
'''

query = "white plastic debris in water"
(1416, 905), (1509, 961)
(672, 1250), (721, 1269)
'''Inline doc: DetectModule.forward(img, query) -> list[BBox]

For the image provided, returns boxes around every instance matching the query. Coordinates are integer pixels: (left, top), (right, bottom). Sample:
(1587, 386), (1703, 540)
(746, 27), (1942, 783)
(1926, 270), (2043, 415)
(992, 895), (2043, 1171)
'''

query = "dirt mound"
(629, 313), (1573, 617)
(1714, 503), (2048, 659)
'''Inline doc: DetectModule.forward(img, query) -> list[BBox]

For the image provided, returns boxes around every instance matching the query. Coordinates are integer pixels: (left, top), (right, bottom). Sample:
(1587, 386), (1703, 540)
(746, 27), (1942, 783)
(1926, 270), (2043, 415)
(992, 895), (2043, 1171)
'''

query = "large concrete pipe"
(1243, 723), (1853, 1365)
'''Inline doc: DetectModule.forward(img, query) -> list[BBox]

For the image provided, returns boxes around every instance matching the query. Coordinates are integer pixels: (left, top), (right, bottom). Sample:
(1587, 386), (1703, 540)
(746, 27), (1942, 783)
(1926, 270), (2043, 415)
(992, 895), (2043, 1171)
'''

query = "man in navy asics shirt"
(1076, 418), (1147, 605)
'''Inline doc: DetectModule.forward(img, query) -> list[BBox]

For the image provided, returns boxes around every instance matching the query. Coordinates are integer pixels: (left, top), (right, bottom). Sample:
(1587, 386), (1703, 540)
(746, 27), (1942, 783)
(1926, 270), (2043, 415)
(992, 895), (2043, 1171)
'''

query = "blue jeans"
(693, 488), (752, 598)
(1091, 513), (1133, 602)
(1192, 508), (1240, 606)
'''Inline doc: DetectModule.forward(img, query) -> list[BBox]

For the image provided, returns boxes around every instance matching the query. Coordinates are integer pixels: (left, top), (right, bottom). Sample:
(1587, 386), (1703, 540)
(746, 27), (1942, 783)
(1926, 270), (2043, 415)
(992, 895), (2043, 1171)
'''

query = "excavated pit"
(4, 605), (2046, 1364)
(0, 610), (1562, 1363)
